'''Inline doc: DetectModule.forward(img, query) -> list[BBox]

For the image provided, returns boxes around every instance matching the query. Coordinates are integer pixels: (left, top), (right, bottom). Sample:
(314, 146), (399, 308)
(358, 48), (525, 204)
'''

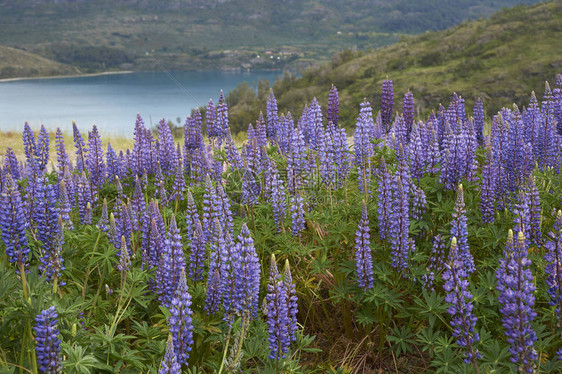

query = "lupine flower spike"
(355, 202), (373, 290)
(443, 237), (481, 370)
(159, 334), (181, 374)
(34, 306), (62, 374)
(266, 254), (290, 360)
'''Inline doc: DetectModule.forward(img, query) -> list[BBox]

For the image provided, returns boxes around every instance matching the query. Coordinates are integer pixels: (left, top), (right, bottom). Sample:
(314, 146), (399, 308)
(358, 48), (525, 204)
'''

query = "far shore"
(0, 70), (134, 83)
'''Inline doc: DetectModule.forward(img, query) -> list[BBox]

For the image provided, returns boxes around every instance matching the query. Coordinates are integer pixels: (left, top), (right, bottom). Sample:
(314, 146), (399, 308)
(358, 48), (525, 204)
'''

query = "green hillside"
(226, 1), (562, 132)
(0, 46), (79, 79)
(0, 0), (541, 73)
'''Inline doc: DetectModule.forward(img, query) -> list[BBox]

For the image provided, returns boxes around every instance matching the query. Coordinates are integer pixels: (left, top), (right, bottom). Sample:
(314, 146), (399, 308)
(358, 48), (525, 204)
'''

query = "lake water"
(0, 70), (281, 136)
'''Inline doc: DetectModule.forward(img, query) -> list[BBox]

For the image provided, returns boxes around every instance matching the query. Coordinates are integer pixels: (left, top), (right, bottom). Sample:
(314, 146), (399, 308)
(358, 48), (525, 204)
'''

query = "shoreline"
(0, 70), (135, 83)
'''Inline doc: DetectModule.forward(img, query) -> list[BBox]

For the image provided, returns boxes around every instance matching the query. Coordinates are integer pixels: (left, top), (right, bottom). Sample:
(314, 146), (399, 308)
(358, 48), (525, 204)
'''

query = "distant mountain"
(224, 1), (562, 133)
(0, 46), (79, 79)
(0, 0), (542, 74)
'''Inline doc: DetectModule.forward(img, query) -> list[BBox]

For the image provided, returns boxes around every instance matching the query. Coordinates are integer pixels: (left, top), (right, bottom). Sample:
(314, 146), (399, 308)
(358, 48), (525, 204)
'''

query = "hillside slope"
(0, 46), (79, 79)
(226, 1), (562, 131)
(0, 0), (541, 72)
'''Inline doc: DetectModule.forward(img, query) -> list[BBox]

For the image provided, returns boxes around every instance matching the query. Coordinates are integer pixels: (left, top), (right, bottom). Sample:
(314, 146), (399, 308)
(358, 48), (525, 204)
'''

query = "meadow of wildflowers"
(1, 74), (562, 373)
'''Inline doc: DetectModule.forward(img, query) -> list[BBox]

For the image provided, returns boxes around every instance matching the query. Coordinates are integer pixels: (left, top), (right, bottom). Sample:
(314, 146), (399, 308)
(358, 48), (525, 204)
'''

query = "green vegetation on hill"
(0, 0), (542, 74)
(225, 1), (562, 133)
(0, 46), (79, 79)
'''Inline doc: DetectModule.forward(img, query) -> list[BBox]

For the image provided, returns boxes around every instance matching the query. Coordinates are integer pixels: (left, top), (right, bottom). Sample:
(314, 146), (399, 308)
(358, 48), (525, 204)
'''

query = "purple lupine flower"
(207, 218), (224, 281)
(377, 158), (393, 240)
(188, 221), (206, 282)
(105, 143), (120, 181)
(303, 97), (323, 151)
(156, 180), (168, 207)
(40, 215), (65, 284)
(402, 91), (414, 136)
(381, 79), (394, 132)
(58, 180), (73, 230)
(215, 90), (229, 146)
(55, 128), (70, 177)
(168, 269), (194, 366)
(426, 129), (441, 174)
(408, 122), (426, 180)
(525, 177), (541, 243)
(355, 202), (373, 290)
(440, 122), (470, 190)
(23, 122), (38, 172)
(146, 216), (165, 272)
(158, 119), (179, 175)
(130, 176), (146, 225)
(254, 111), (267, 147)
(184, 109), (204, 151)
(421, 234), (446, 290)
(0, 174), (29, 267)
(159, 215), (186, 307)
(389, 176), (409, 270)
(554, 74), (562, 134)
(35, 175), (60, 254)
(327, 84), (339, 126)
(185, 190), (199, 242)
(72, 121), (88, 174)
(96, 198), (109, 232)
(206, 98), (219, 141)
(215, 183), (234, 237)
(117, 235), (131, 273)
(233, 223), (261, 318)
(391, 115), (409, 151)
(268, 162), (286, 232)
(450, 184), (475, 273)
(286, 127), (306, 194)
(4, 147), (20, 181)
(512, 190), (531, 237)
(219, 231), (239, 316)
(290, 194), (305, 237)
(201, 175), (215, 241)
(224, 133), (244, 172)
(496, 230), (537, 373)
(354, 101), (375, 195)
(131, 115), (147, 176)
(108, 213), (120, 250)
(283, 260), (298, 341)
(118, 151), (128, 179)
(36, 125), (49, 172)
(266, 89), (279, 140)
(204, 269), (221, 315)
(84, 202), (92, 225)
(473, 98), (485, 144)
(117, 203), (132, 251)
(76, 173), (92, 225)
(241, 165), (260, 205)
(505, 106), (535, 189)
(318, 129), (336, 187)
(266, 254), (290, 360)
(411, 184), (427, 220)
(545, 210), (562, 324)
(443, 237), (481, 367)
(480, 145), (497, 224)
(34, 306), (62, 374)
(160, 335), (182, 374)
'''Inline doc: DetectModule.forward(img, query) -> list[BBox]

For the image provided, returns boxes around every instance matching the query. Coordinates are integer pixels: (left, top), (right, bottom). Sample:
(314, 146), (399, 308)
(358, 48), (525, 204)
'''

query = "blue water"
(0, 70), (280, 136)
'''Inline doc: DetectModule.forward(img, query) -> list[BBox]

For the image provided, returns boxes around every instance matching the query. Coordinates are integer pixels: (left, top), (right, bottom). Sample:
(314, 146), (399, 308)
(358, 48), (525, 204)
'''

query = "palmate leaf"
(386, 325), (415, 356)
(62, 343), (100, 374)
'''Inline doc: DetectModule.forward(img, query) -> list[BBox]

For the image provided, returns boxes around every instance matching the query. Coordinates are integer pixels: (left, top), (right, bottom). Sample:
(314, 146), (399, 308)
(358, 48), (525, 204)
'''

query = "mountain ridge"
(224, 1), (562, 133)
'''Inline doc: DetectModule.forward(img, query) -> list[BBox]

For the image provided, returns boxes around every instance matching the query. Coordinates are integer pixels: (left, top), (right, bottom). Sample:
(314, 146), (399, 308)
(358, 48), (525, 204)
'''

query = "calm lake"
(0, 70), (281, 136)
